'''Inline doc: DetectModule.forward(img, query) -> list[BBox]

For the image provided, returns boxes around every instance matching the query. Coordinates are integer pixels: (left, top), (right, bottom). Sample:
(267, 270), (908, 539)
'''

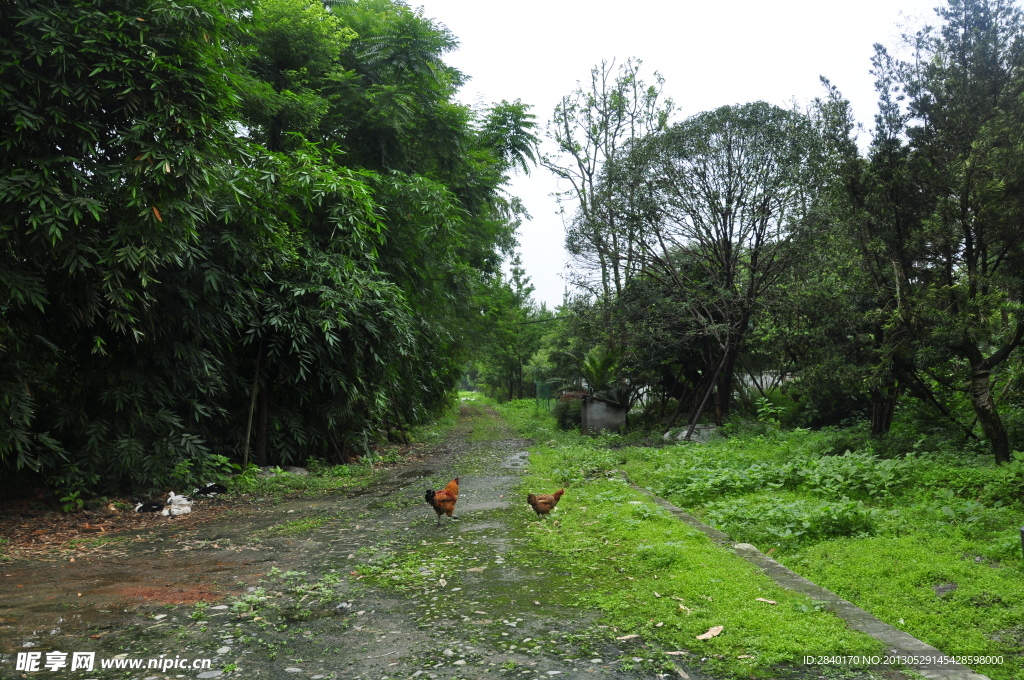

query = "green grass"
(263, 516), (333, 536)
(226, 461), (378, 498)
(497, 400), (890, 678)
(787, 535), (1024, 662)
(496, 399), (1024, 680)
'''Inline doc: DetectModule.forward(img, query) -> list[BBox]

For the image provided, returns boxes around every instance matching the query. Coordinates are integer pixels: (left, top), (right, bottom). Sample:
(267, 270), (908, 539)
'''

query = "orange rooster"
(425, 477), (459, 526)
(527, 488), (564, 518)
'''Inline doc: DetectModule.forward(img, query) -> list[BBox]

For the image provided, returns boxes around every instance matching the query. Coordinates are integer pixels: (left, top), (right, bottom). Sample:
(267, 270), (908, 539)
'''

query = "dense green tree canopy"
(539, 1), (1024, 462)
(0, 0), (536, 494)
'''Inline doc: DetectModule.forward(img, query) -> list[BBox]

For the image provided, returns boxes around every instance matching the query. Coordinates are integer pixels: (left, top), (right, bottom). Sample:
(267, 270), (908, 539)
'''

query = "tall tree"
(879, 0), (1024, 462)
(809, 70), (929, 436)
(636, 103), (821, 426)
(544, 58), (673, 300)
(239, 0), (355, 152)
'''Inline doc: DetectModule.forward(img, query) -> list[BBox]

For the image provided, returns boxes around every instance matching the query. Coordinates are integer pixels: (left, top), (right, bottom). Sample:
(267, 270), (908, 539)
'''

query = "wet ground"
(0, 407), (700, 680)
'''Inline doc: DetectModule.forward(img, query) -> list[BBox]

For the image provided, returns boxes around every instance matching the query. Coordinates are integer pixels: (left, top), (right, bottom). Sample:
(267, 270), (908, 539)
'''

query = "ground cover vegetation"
(493, 399), (889, 678)
(496, 398), (1024, 679)
(0, 0), (538, 497)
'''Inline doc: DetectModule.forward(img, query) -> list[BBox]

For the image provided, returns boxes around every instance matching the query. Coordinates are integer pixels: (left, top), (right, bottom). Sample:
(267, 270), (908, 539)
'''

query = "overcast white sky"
(414, 0), (943, 308)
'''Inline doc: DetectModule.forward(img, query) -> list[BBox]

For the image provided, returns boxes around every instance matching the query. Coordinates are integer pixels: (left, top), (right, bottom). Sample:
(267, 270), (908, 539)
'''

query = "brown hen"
(425, 477), (459, 526)
(527, 488), (564, 518)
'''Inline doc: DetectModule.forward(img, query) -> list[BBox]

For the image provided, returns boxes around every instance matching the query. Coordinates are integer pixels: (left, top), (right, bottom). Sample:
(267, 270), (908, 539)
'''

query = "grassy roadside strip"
(493, 398), (889, 679)
(616, 427), (1024, 680)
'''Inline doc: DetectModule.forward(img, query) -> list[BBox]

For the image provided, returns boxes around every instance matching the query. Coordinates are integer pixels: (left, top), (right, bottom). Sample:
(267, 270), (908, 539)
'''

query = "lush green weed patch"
(497, 400), (889, 678)
(497, 399), (1024, 679)
(67, 535), (129, 549)
(703, 495), (878, 547)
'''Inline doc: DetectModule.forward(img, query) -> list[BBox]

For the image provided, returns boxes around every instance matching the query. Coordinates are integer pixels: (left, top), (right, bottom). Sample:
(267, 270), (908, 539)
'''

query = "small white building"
(581, 396), (627, 434)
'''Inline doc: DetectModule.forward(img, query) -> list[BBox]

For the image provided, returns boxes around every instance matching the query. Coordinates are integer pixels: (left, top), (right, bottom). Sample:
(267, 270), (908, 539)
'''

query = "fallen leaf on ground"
(615, 634), (640, 640)
(696, 625), (724, 640)
(755, 598), (777, 605)
(738, 654), (753, 659)
(665, 651), (687, 656)
(466, 567), (485, 572)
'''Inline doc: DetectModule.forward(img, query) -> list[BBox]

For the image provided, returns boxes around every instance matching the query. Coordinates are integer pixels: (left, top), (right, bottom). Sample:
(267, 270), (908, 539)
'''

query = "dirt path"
(1, 404), (694, 680)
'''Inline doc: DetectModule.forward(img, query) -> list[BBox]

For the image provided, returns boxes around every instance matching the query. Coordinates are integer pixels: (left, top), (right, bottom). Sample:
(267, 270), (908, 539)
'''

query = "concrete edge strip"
(618, 473), (992, 680)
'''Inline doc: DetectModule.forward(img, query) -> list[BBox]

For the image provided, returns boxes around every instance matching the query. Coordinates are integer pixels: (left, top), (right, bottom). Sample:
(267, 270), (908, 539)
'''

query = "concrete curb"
(621, 475), (993, 680)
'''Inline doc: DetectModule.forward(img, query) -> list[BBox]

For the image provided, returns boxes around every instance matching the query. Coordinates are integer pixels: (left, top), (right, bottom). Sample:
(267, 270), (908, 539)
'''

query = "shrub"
(551, 397), (582, 431)
(792, 450), (915, 499)
(656, 462), (788, 503)
(549, 444), (620, 485)
(705, 498), (878, 549)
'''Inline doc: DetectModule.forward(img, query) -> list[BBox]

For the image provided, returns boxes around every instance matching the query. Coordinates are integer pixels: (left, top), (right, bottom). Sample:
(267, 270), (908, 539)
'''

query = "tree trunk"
(241, 343), (263, 469)
(340, 432), (353, 464)
(738, 353), (768, 400)
(666, 368), (707, 428)
(960, 321), (1023, 464)
(869, 375), (900, 436)
(682, 350), (729, 440)
(718, 340), (739, 420)
(717, 314), (751, 420)
(391, 404), (409, 445)
(733, 377), (752, 412)
(968, 367), (1011, 464)
(255, 386), (269, 467)
(325, 429), (344, 463)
